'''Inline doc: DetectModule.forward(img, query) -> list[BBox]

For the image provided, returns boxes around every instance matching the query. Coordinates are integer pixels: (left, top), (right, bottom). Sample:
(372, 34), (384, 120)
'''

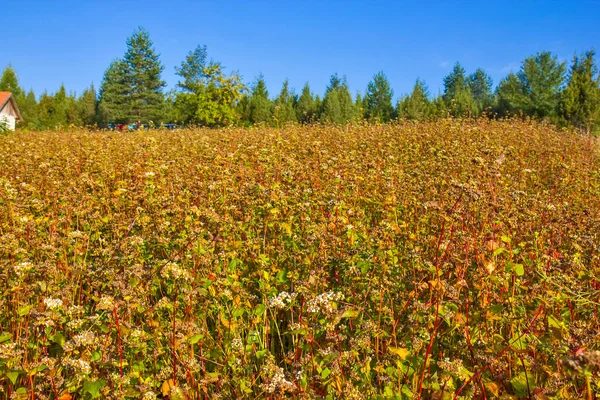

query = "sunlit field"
(1, 119), (599, 399)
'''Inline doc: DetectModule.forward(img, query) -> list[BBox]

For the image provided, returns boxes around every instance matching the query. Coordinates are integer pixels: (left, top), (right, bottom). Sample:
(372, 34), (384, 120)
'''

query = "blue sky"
(1, 1), (599, 101)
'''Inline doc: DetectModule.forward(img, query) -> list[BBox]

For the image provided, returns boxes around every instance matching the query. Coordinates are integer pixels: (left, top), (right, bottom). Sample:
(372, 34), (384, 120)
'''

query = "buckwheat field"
(1, 119), (599, 399)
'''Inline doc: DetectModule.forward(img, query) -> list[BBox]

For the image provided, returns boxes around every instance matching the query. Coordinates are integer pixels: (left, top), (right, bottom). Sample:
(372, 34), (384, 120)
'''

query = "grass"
(0, 118), (599, 399)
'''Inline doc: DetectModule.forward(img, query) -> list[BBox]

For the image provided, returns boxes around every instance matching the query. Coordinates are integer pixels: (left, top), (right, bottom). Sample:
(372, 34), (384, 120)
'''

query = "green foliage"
(364, 71), (395, 122)
(518, 51), (566, 120)
(560, 50), (600, 134)
(295, 83), (317, 123)
(78, 84), (98, 126)
(495, 73), (525, 117)
(443, 63), (476, 116)
(468, 68), (494, 114)
(397, 79), (430, 120)
(0, 65), (23, 97)
(175, 45), (208, 92)
(248, 75), (272, 124)
(273, 79), (297, 125)
(122, 27), (166, 123)
(99, 60), (129, 124)
(321, 74), (356, 123)
(173, 46), (246, 127)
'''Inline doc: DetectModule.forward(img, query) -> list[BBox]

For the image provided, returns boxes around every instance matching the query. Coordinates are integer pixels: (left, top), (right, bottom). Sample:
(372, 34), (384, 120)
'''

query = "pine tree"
(518, 51), (566, 120)
(295, 83), (316, 123)
(443, 63), (468, 103)
(175, 45), (208, 92)
(468, 69), (493, 115)
(248, 75), (272, 124)
(19, 90), (40, 129)
(364, 71), (394, 122)
(99, 60), (129, 124)
(495, 73), (526, 117)
(0, 65), (23, 97)
(355, 92), (365, 120)
(561, 50), (600, 134)
(78, 84), (98, 126)
(321, 74), (356, 123)
(122, 27), (166, 123)
(273, 79), (297, 125)
(397, 79), (430, 120)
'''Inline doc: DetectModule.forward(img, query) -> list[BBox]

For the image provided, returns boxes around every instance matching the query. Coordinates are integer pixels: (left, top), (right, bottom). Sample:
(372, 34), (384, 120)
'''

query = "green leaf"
(189, 334), (204, 345)
(501, 235), (512, 243)
(90, 351), (102, 362)
(7, 371), (19, 385)
(340, 309), (360, 319)
(18, 305), (32, 317)
(0, 333), (11, 343)
(83, 379), (106, 398)
(510, 372), (535, 397)
(51, 332), (65, 347)
(514, 263), (524, 276)
(321, 367), (331, 379)
(254, 304), (266, 316)
(255, 349), (268, 361)
(493, 247), (506, 256)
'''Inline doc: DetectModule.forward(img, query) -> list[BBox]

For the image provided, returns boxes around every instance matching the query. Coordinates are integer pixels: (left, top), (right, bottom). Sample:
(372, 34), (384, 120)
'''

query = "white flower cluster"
(13, 261), (33, 277)
(72, 331), (96, 347)
(68, 230), (84, 240)
(268, 291), (296, 309)
(43, 298), (63, 310)
(160, 262), (190, 281)
(96, 296), (114, 311)
(306, 291), (344, 314)
(144, 171), (155, 177)
(231, 337), (244, 353)
(64, 358), (91, 374)
(142, 392), (157, 400)
(261, 363), (295, 394)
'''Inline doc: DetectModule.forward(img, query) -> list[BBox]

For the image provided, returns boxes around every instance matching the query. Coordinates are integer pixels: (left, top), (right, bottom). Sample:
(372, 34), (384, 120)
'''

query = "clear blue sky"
(1, 0), (599, 100)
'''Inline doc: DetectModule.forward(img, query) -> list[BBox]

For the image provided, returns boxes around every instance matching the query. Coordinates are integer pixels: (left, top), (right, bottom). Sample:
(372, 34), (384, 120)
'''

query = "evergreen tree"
(560, 50), (600, 134)
(122, 27), (166, 123)
(295, 83), (316, 123)
(19, 90), (40, 129)
(78, 84), (98, 126)
(0, 65), (23, 97)
(443, 63), (476, 116)
(397, 79), (430, 120)
(273, 79), (297, 124)
(429, 95), (449, 119)
(175, 45), (208, 92)
(518, 51), (566, 119)
(495, 73), (526, 116)
(443, 63), (469, 103)
(355, 92), (365, 120)
(248, 75), (272, 124)
(364, 71), (394, 122)
(321, 74), (356, 123)
(468, 68), (493, 114)
(99, 60), (129, 124)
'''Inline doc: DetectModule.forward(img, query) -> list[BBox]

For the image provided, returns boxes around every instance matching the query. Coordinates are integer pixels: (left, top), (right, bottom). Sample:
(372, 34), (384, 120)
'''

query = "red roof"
(0, 92), (23, 120)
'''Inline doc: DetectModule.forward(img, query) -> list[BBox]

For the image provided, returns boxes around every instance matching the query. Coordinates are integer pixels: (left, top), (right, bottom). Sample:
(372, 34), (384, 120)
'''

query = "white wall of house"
(0, 101), (18, 130)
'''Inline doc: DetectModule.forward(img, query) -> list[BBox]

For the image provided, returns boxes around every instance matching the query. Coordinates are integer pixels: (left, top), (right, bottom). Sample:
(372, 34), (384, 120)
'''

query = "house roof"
(0, 92), (23, 121)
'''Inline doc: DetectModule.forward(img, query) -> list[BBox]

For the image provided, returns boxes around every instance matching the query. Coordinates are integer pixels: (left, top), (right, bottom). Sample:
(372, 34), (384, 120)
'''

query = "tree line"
(2, 27), (599, 133)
